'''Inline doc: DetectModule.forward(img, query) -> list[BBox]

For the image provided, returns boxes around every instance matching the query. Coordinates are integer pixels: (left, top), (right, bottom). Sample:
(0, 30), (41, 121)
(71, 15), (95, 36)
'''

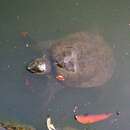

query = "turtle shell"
(50, 32), (115, 88)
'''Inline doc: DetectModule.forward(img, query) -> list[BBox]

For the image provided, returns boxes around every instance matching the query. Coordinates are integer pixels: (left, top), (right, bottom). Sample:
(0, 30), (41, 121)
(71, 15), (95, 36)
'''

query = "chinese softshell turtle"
(27, 32), (115, 88)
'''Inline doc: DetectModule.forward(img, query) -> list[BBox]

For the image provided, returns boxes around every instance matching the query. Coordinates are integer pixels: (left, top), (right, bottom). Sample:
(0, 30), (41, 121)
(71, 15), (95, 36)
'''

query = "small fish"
(74, 113), (113, 124)
(56, 74), (65, 81)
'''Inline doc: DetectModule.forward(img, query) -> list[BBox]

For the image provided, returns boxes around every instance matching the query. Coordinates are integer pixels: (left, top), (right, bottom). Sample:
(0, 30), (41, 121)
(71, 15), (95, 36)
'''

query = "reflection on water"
(0, 0), (130, 130)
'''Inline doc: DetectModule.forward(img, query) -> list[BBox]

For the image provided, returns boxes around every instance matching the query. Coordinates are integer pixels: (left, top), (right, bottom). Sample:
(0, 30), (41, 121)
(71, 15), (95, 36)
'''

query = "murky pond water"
(0, 0), (130, 130)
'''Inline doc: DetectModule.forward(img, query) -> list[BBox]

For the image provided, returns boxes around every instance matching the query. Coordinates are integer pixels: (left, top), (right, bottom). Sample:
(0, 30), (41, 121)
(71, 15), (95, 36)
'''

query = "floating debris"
(46, 116), (56, 130)
(0, 121), (35, 130)
(19, 32), (29, 38)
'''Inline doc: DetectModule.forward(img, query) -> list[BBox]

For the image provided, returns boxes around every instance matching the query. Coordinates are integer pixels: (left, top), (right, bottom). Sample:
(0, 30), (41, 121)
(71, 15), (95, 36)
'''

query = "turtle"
(27, 32), (115, 87)
(23, 31), (115, 107)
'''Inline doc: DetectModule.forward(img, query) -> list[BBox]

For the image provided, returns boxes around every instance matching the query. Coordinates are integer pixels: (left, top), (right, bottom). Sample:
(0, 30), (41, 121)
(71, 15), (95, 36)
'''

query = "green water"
(0, 0), (130, 130)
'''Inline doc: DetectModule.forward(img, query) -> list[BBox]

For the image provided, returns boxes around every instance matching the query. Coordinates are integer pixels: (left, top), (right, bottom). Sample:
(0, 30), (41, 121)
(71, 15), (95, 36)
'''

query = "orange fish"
(74, 113), (113, 124)
(56, 74), (65, 81)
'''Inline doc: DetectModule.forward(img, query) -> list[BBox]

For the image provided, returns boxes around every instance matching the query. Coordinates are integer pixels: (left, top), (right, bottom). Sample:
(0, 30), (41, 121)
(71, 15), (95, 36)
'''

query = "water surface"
(0, 0), (130, 130)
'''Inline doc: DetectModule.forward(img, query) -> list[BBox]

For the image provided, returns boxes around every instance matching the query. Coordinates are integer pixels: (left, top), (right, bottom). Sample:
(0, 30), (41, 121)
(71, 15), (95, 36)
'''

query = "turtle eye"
(27, 62), (35, 71)
(55, 61), (63, 68)
(56, 63), (63, 68)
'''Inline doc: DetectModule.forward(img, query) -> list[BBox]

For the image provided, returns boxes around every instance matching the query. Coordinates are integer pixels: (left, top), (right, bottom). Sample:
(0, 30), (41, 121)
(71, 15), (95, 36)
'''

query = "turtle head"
(27, 56), (51, 75)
